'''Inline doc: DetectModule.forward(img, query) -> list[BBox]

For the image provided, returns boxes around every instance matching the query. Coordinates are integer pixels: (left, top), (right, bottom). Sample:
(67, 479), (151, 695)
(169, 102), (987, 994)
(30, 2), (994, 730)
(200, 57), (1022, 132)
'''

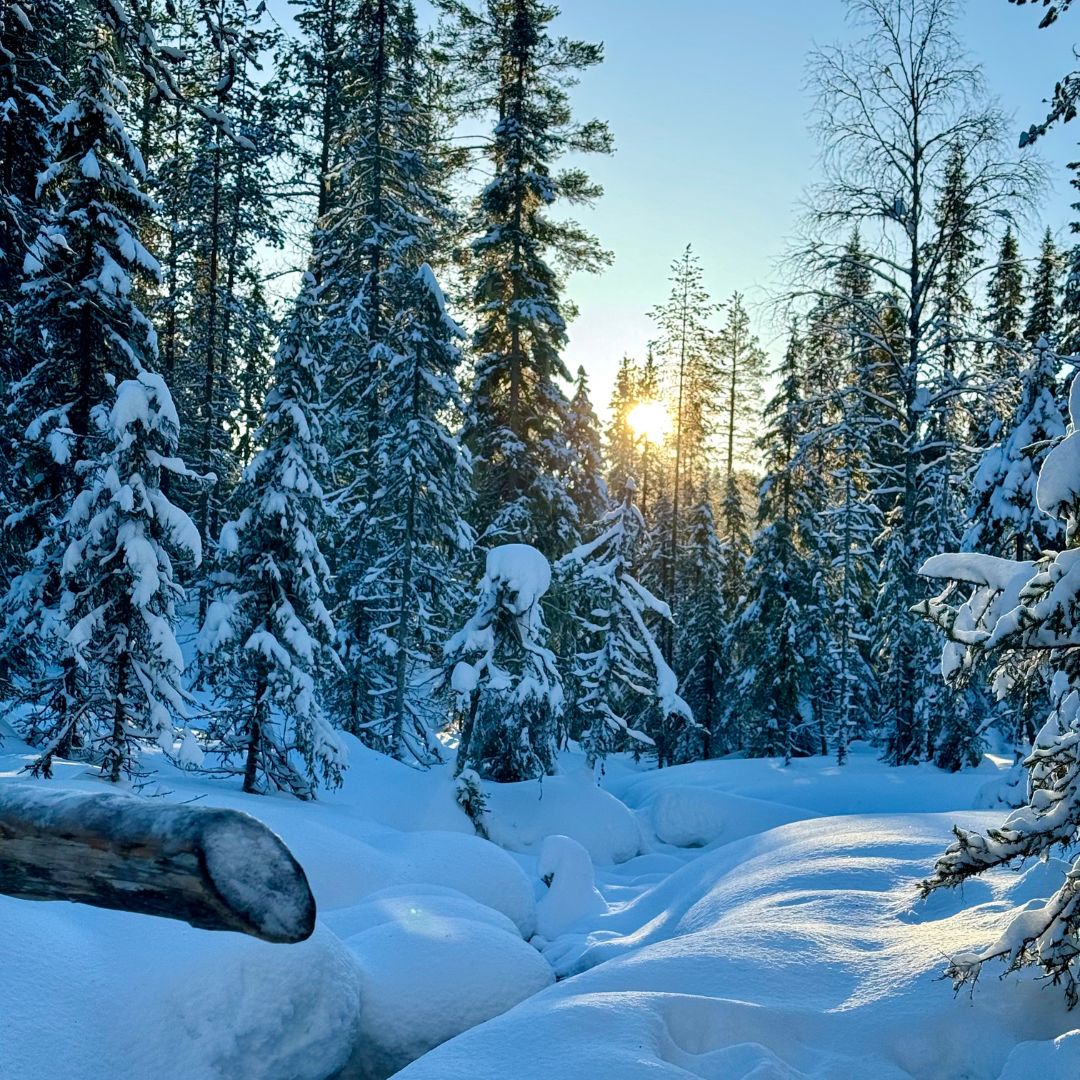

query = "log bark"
(0, 784), (316, 943)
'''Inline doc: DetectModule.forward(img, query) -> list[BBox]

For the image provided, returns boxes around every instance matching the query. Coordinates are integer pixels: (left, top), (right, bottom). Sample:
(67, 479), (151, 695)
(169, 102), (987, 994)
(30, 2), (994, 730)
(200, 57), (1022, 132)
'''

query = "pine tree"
(199, 275), (346, 798)
(7, 26), (199, 778)
(443, 0), (612, 557)
(716, 292), (767, 481)
(448, 543), (562, 781)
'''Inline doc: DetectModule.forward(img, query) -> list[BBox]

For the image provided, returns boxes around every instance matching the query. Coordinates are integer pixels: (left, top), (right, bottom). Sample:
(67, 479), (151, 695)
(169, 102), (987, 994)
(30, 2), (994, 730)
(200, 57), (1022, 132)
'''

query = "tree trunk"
(0, 783), (315, 942)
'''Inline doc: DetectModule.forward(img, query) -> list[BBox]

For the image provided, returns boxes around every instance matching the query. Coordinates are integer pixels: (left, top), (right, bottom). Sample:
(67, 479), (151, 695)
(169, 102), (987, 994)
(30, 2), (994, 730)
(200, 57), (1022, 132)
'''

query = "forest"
(5, 0), (1080, 1077)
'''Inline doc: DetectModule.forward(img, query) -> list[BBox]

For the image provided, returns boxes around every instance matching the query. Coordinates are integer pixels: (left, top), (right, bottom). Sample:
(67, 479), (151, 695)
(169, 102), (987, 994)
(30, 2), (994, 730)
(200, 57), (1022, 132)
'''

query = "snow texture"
(3, 738), (1077, 1079)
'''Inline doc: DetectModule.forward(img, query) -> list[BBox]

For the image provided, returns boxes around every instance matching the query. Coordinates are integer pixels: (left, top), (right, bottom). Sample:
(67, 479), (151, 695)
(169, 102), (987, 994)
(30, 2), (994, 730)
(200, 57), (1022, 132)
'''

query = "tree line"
(2, 0), (1079, 807)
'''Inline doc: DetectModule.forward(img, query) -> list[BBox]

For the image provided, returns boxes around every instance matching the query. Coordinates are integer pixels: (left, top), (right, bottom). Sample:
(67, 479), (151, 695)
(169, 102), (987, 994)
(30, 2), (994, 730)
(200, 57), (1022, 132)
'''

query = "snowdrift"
(2, 741), (1078, 1079)
(398, 811), (1079, 1079)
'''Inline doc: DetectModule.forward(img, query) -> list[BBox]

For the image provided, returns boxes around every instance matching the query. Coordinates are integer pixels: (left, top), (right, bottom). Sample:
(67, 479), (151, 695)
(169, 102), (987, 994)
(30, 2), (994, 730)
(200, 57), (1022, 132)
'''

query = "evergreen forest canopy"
(9, 2), (1080, 995)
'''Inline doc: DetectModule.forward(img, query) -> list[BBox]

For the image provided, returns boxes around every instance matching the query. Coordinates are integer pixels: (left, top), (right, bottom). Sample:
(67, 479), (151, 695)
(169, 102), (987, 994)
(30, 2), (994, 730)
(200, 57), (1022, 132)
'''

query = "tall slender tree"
(441, 0), (612, 558)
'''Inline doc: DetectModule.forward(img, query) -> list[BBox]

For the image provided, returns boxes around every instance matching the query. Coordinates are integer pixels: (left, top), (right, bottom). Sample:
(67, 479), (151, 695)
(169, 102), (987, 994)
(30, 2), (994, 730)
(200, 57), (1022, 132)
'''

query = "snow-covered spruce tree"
(0, 0), (59, 374)
(358, 262), (475, 763)
(964, 339), (1067, 562)
(801, 0), (1038, 765)
(558, 484), (693, 770)
(199, 275), (345, 798)
(738, 328), (824, 762)
(0, 0), (61, 626)
(799, 241), (883, 763)
(961, 338), (1067, 753)
(59, 367), (201, 783)
(317, 0), (463, 742)
(442, 0), (612, 557)
(917, 368), (1080, 1006)
(551, 365), (608, 727)
(447, 543), (562, 782)
(675, 486), (730, 759)
(4, 24), (198, 778)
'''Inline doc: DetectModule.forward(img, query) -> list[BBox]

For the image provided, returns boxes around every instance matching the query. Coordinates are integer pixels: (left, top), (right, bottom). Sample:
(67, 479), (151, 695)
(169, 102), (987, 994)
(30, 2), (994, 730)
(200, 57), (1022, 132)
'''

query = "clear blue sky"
(549, 1), (1080, 411)
(268, 0), (1080, 411)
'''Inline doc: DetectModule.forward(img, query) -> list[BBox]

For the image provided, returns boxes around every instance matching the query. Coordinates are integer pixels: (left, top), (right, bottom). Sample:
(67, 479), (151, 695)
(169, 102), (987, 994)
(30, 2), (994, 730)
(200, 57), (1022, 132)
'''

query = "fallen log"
(0, 784), (316, 943)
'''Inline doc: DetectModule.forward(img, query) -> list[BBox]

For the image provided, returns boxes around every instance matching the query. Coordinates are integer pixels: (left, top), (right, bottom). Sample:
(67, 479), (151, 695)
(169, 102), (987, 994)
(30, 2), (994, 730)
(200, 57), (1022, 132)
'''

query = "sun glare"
(627, 400), (671, 445)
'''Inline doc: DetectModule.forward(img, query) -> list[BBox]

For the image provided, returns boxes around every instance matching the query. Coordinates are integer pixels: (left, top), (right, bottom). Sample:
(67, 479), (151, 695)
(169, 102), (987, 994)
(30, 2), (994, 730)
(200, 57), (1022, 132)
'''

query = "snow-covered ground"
(1, 739), (1077, 1079)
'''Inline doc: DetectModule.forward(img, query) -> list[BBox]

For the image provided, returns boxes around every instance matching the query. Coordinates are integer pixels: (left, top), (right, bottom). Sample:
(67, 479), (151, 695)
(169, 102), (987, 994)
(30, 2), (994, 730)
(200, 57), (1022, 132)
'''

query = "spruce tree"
(447, 543), (562, 781)
(443, 0), (612, 557)
(738, 329), (822, 762)
(676, 486), (730, 758)
(358, 261), (475, 763)
(985, 226), (1025, 382)
(199, 276), (346, 798)
(918, 367), (1080, 1006)
(9, 25), (199, 779)
(316, 0), (461, 741)
(1025, 227), (1060, 346)
(565, 367), (608, 534)
(558, 487), (692, 770)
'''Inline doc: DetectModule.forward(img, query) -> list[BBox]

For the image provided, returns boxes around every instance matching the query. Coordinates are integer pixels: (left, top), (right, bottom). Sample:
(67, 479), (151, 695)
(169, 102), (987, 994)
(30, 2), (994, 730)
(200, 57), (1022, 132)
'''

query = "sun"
(627, 400), (671, 445)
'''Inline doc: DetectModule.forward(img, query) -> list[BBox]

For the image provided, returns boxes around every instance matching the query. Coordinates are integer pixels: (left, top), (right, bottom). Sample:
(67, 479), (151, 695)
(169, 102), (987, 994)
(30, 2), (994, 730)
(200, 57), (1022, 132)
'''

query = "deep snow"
(1, 739), (1078, 1079)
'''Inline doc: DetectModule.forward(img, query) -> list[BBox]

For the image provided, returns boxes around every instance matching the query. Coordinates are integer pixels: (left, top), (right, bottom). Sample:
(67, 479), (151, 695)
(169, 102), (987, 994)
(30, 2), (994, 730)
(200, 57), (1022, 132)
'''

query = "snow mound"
(535, 834), (608, 940)
(322, 883), (522, 941)
(252, 818), (536, 938)
(650, 785), (727, 847)
(393, 812), (1074, 1079)
(972, 760), (1028, 810)
(483, 770), (642, 864)
(999, 1029), (1080, 1079)
(339, 913), (553, 1080)
(0, 899), (360, 1080)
